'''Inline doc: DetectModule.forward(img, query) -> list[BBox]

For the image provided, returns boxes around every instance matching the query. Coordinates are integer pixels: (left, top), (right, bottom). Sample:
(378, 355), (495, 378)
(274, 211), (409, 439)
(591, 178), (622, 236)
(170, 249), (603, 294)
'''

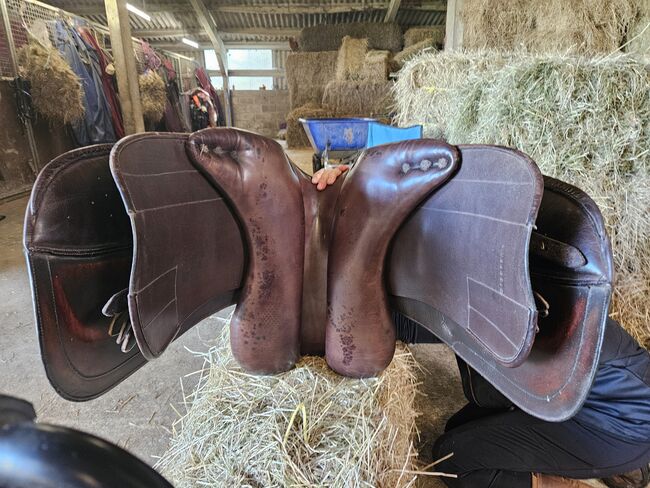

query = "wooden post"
(445, 0), (465, 50)
(384, 0), (402, 22)
(188, 0), (232, 126)
(104, 0), (145, 134)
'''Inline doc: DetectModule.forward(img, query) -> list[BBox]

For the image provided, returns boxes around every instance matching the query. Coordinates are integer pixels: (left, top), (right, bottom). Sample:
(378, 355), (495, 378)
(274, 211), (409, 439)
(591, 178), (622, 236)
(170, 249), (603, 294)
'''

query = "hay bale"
(394, 51), (650, 347)
(299, 22), (402, 53)
(156, 327), (420, 487)
(627, 4), (650, 57)
(286, 51), (338, 110)
(404, 26), (445, 48)
(17, 41), (84, 124)
(362, 50), (392, 80)
(323, 80), (394, 116)
(335, 36), (369, 81)
(461, 0), (638, 55)
(286, 103), (335, 148)
(394, 39), (438, 67)
(139, 70), (167, 123)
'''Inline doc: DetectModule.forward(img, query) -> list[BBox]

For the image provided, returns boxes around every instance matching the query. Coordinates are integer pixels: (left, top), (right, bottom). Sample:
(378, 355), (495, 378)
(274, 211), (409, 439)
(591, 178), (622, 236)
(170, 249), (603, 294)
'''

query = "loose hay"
(286, 103), (335, 148)
(363, 50), (393, 81)
(394, 51), (650, 347)
(336, 36), (369, 81)
(17, 41), (84, 124)
(156, 328), (421, 487)
(323, 80), (394, 116)
(299, 22), (402, 53)
(139, 70), (167, 123)
(286, 51), (338, 109)
(461, 0), (639, 55)
(404, 26), (445, 48)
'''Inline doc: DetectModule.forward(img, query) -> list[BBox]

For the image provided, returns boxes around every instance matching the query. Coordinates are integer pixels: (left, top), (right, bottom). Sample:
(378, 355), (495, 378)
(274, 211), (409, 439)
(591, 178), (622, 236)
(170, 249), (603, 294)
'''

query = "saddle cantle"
(24, 129), (612, 422)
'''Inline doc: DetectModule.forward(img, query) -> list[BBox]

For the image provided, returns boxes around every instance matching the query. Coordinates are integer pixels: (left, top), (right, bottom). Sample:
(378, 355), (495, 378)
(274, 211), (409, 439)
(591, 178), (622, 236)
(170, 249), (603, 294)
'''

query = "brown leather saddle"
(24, 129), (612, 421)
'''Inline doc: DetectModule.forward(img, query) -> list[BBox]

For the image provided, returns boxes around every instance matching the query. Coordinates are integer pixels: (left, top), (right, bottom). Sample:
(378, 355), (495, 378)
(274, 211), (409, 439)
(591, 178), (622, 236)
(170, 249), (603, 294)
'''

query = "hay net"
(393, 50), (650, 348)
(156, 324), (420, 487)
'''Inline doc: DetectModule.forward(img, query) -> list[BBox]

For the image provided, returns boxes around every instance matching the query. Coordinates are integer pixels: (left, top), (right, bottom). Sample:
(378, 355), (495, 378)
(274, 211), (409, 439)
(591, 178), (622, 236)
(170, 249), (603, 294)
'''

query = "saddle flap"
(24, 145), (146, 401)
(389, 145), (543, 367)
(389, 146), (613, 421)
(110, 133), (245, 360)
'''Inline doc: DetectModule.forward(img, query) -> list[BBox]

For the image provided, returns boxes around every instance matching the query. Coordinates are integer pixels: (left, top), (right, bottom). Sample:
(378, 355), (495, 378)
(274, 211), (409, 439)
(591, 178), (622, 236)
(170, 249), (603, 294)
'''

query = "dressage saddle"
(24, 128), (612, 421)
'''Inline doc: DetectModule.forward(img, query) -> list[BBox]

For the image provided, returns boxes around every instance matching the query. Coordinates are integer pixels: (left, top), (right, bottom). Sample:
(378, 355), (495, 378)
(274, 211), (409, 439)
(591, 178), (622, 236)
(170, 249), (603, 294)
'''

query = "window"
(227, 49), (272, 69)
(205, 48), (276, 90)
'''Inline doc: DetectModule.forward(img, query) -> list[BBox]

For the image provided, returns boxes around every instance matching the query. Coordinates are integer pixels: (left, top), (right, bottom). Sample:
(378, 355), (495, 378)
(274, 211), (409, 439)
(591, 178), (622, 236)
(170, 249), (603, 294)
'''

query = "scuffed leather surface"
(24, 145), (145, 401)
(111, 133), (244, 360)
(327, 141), (460, 377)
(187, 129), (303, 374)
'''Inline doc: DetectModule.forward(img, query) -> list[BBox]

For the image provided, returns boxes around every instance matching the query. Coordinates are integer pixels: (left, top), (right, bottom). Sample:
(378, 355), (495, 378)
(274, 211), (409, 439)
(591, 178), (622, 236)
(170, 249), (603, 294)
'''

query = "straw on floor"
(156, 326), (421, 487)
(394, 50), (650, 348)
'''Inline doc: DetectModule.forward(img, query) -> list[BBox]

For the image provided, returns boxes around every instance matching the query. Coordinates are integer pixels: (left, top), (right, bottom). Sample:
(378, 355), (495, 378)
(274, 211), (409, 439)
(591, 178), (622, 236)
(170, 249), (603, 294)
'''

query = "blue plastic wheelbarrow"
(299, 117), (376, 173)
(300, 118), (423, 173)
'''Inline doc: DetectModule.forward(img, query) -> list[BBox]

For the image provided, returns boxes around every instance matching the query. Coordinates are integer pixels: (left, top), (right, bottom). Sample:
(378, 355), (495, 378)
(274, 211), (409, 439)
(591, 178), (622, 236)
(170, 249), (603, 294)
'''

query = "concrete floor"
(0, 188), (463, 486)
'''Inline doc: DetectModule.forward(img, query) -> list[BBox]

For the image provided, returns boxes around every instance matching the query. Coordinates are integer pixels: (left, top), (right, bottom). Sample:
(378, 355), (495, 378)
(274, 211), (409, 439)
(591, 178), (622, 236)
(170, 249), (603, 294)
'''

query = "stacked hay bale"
(286, 51), (338, 109)
(394, 51), (650, 347)
(628, 2), (650, 57)
(156, 328), (420, 487)
(394, 26), (444, 69)
(298, 22), (402, 52)
(403, 26), (445, 48)
(460, 0), (641, 55)
(322, 35), (394, 116)
(286, 23), (401, 148)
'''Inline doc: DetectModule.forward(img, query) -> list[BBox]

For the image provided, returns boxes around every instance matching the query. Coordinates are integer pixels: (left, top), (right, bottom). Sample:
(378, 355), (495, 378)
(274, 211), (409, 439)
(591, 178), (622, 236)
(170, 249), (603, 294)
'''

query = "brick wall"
(231, 90), (290, 138)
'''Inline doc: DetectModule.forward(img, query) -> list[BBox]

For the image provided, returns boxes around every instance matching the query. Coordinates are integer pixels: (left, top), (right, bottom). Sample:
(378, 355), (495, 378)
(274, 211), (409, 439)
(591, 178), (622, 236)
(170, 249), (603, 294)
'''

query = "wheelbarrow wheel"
(312, 153), (323, 174)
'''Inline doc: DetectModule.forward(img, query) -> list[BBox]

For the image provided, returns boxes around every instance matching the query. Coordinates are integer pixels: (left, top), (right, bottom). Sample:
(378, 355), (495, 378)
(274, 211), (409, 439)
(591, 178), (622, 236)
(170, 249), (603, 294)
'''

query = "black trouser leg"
(433, 358), (650, 488)
(433, 407), (650, 488)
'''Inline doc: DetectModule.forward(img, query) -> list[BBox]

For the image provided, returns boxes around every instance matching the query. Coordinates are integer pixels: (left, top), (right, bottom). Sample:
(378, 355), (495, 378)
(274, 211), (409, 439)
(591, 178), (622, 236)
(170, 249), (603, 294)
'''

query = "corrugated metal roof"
(50, 0), (446, 48)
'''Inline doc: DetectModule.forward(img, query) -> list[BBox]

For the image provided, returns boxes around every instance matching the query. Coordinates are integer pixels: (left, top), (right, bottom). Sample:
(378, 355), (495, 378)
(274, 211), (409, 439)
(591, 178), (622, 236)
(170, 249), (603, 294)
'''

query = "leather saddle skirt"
(24, 129), (612, 421)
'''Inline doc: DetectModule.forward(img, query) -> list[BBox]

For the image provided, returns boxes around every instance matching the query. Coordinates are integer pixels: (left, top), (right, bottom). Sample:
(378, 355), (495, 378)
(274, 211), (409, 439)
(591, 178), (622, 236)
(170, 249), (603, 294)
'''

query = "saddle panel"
(24, 145), (146, 401)
(111, 133), (245, 360)
(389, 145), (543, 367)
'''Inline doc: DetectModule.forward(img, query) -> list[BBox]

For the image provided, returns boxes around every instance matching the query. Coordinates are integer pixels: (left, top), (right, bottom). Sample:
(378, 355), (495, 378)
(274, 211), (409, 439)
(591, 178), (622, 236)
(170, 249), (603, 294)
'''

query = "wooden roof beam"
(384, 0), (402, 22)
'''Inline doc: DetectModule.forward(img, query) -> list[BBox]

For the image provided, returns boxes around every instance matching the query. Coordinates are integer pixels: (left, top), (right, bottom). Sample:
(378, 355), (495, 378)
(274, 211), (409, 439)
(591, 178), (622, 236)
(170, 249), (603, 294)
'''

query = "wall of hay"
(322, 80), (393, 115)
(394, 51), (650, 347)
(299, 22), (403, 53)
(286, 51), (338, 110)
(460, 0), (641, 55)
